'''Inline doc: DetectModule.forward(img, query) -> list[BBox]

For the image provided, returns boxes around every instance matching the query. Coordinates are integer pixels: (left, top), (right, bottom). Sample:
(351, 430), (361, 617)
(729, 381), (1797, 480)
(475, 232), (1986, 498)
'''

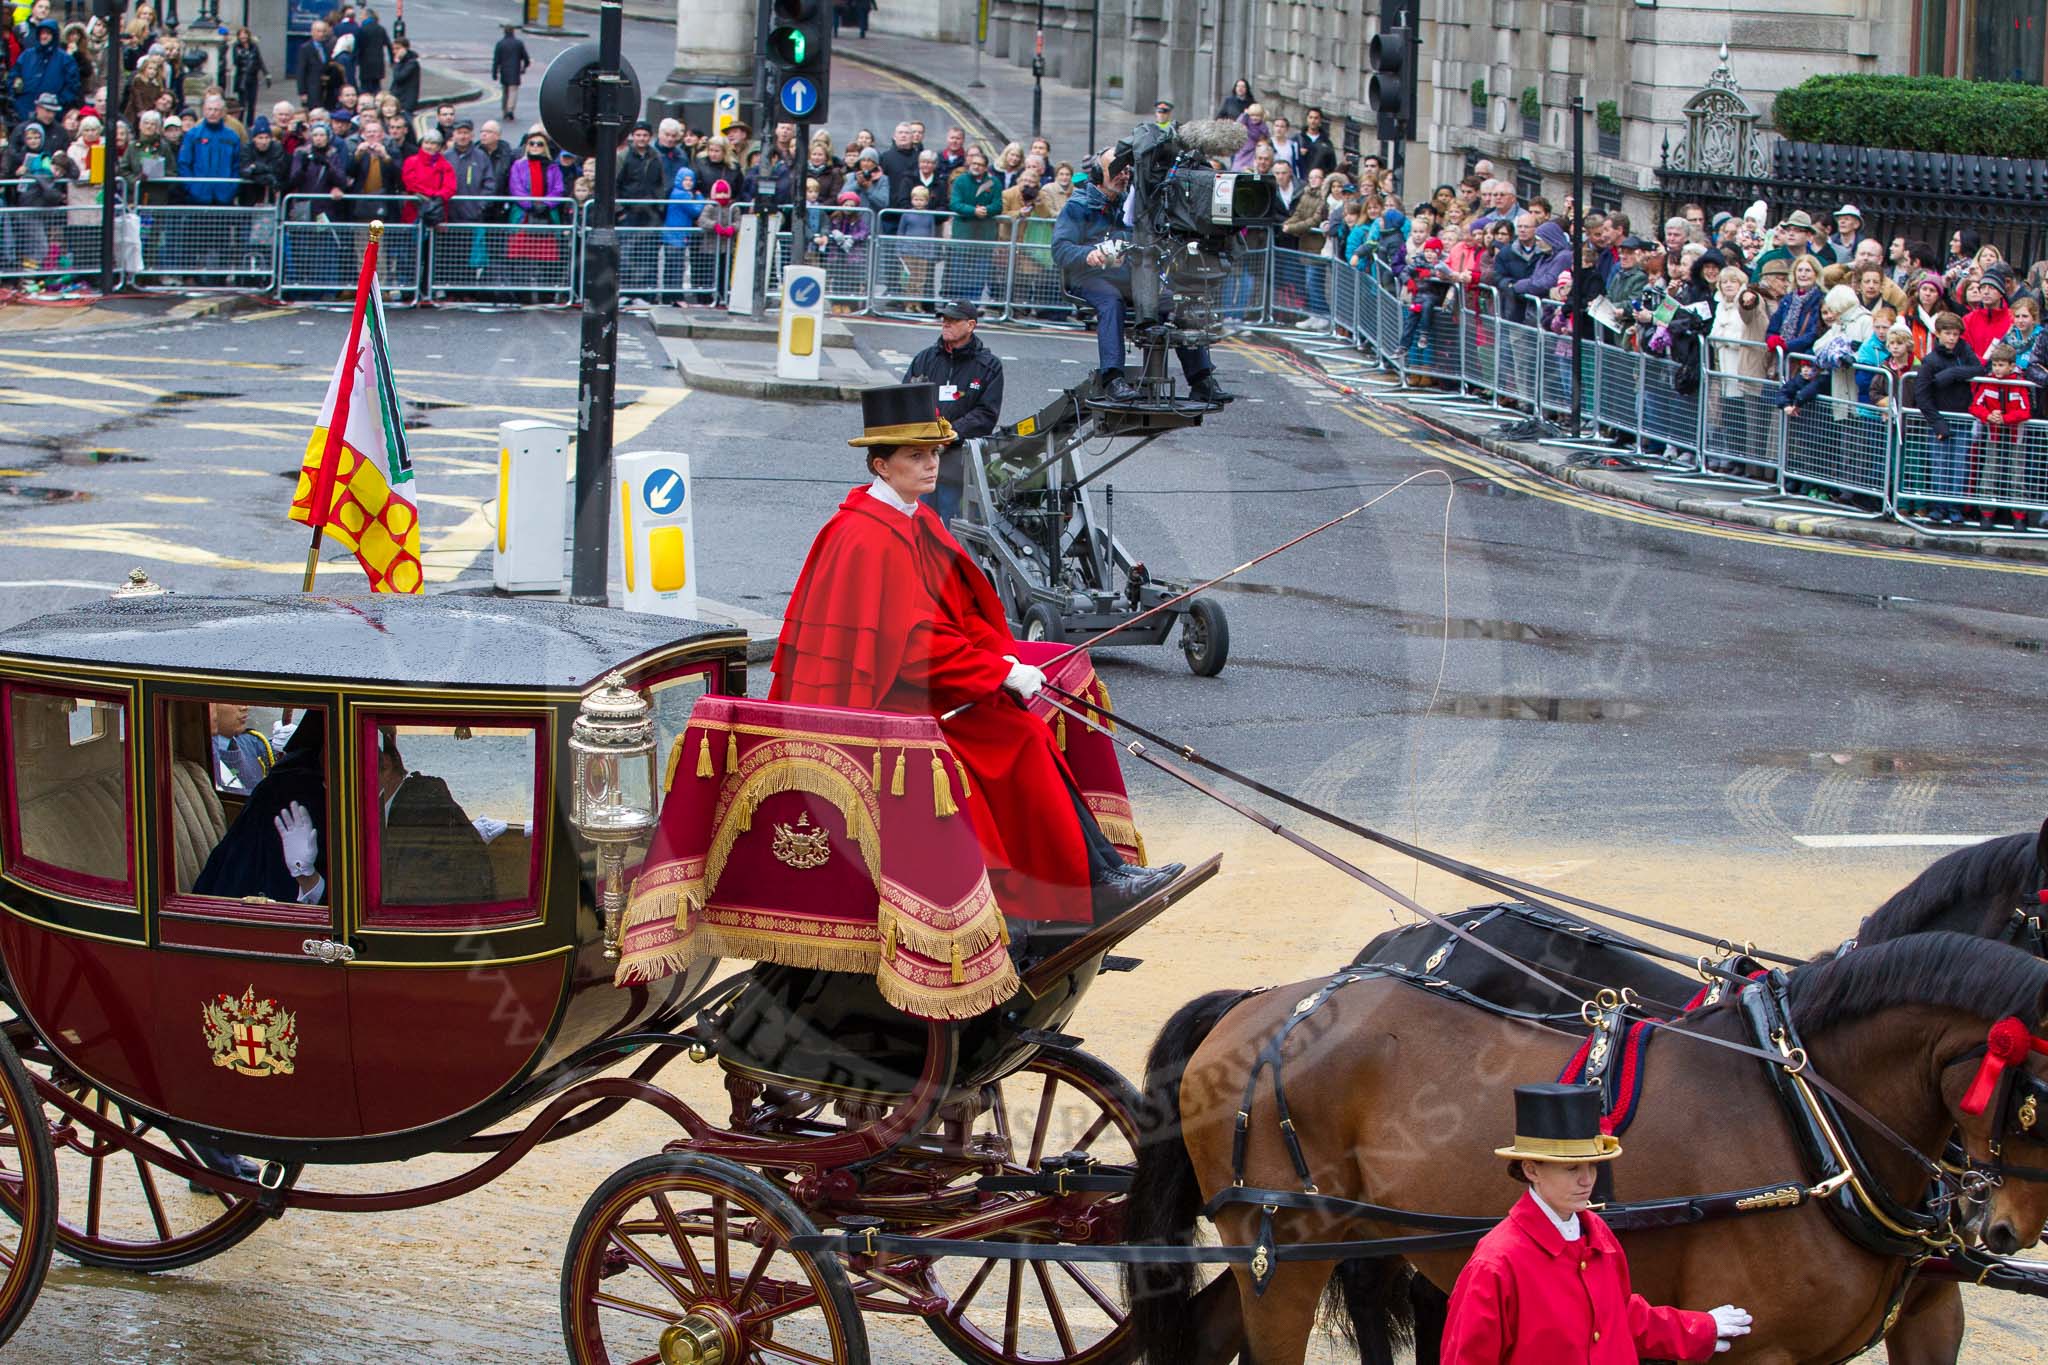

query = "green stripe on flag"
(366, 289), (414, 488)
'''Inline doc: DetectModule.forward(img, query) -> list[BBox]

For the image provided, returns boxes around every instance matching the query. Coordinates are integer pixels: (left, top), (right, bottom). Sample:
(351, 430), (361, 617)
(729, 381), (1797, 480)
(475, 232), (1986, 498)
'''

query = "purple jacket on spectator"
(507, 156), (564, 216)
(1517, 222), (1574, 298)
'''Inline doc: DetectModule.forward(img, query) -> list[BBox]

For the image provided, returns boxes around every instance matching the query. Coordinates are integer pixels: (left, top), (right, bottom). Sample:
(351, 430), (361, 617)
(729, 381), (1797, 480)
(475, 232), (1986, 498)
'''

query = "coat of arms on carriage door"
(201, 986), (301, 1077)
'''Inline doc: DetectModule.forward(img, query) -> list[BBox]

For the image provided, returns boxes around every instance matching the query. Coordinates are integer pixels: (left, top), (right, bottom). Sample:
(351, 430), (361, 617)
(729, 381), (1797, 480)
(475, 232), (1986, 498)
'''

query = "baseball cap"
(1617, 234), (1652, 250)
(936, 300), (981, 320)
(35, 93), (61, 111)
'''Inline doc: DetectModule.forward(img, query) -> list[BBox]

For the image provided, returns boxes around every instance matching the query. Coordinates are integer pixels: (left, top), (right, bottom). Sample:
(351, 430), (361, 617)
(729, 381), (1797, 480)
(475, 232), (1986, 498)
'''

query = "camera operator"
(1051, 148), (1232, 405)
(902, 300), (1004, 523)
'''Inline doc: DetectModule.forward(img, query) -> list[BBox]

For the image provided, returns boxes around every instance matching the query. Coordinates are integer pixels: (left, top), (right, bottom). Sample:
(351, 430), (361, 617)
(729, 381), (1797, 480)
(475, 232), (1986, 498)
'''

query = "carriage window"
(160, 698), (328, 908)
(5, 685), (131, 897)
(363, 718), (543, 925)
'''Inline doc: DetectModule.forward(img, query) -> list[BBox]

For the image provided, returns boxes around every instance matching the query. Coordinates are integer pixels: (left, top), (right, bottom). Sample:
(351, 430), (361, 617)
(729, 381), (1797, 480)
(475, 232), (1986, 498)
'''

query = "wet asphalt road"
(0, 304), (2041, 1360)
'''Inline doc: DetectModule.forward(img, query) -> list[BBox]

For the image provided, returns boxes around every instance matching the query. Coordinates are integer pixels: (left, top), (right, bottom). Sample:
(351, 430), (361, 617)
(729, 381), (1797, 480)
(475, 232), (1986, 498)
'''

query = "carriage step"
(1100, 955), (1143, 973)
(1015, 1028), (1085, 1050)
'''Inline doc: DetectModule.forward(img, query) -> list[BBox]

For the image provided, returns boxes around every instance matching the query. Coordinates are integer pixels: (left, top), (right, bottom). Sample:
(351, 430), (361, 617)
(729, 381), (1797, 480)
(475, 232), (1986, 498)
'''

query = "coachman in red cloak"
(769, 382), (1183, 928)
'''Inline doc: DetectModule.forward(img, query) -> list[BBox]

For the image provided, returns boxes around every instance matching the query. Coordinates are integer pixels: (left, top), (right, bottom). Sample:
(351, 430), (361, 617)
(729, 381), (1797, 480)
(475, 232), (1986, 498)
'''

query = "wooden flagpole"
(302, 221), (385, 592)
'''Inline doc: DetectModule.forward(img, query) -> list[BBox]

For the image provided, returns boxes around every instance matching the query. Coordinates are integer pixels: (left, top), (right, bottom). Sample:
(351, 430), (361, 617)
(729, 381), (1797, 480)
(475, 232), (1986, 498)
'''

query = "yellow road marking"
(615, 386), (688, 445)
(230, 307), (301, 324)
(836, 54), (992, 148)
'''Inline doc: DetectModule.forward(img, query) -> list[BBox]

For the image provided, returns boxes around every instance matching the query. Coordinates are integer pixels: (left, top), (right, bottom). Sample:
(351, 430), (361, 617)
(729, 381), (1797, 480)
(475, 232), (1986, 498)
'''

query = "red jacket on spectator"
(1964, 301), (2014, 363)
(1969, 373), (2033, 432)
(400, 148), (455, 223)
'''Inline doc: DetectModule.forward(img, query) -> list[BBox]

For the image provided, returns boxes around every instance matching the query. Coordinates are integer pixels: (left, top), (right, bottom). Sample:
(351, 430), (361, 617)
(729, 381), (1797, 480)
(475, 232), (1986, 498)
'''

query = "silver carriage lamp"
(568, 672), (660, 960)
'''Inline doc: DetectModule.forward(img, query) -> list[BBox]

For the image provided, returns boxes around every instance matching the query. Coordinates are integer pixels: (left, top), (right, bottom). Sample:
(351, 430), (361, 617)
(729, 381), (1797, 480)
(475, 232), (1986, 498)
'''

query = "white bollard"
(614, 449), (700, 619)
(727, 214), (760, 316)
(493, 420), (572, 593)
(777, 265), (827, 381)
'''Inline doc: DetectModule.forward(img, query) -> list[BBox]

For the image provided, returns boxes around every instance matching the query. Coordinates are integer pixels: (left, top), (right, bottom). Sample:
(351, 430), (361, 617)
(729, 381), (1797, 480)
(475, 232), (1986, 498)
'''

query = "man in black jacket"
(878, 121), (921, 208)
(491, 24), (529, 119)
(901, 300), (1004, 523)
(1297, 107), (1338, 178)
(388, 36), (421, 112)
(295, 20), (331, 107)
(352, 7), (391, 93)
(616, 119), (666, 223)
(375, 731), (495, 908)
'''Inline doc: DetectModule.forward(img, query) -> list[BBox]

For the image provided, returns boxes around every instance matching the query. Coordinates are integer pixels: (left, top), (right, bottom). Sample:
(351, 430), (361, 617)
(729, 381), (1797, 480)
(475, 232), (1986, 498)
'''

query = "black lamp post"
(1030, 0), (1045, 139)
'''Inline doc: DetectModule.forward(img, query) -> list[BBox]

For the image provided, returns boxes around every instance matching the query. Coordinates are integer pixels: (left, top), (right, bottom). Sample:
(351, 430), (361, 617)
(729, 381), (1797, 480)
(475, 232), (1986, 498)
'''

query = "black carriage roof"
(0, 593), (745, 691)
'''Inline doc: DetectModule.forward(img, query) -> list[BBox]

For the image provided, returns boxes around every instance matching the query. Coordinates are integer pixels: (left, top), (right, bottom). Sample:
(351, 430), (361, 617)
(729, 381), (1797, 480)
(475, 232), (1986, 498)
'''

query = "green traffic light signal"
(769, 25), (806, 65)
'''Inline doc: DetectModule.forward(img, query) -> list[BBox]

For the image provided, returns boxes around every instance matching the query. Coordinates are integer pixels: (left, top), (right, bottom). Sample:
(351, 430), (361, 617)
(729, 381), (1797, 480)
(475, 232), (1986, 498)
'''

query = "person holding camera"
(1050, 149), (1230, 405)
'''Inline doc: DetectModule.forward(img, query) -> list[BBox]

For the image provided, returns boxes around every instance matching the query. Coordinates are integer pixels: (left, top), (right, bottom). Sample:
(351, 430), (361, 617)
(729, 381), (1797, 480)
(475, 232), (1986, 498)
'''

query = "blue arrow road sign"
(789, 275), (822, 309)
(779, 77), (818, 118)
(642, 467), (686, 515)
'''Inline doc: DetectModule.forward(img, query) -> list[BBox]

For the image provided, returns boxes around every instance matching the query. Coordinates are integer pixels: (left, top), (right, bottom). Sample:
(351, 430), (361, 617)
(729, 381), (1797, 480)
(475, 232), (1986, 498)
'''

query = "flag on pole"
(290, 228), (423, 593)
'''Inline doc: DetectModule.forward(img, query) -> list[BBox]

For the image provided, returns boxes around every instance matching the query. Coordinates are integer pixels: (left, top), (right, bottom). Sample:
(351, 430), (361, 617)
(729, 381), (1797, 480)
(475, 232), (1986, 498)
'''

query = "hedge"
(1772, 75), (2048, 160)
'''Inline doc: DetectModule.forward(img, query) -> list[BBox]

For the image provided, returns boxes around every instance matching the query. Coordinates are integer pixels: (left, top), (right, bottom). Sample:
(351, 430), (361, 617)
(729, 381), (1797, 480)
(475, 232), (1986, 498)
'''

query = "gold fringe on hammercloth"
(698, 758), (884, 910)
(696, 734), (715, 779)
(891, 748), (906, 797)
(609, 882), (704, 986)
(876, 891), (1007, 964)
(1094, 812), (1149, 868)
(1056, 710), (1066, 750)
(877, 956), (1022, 1021)
(932, 754), (958, 817)
(663, 735), (686, 793)
(657, 919), (877, 977)
(726, 731), (740, 771)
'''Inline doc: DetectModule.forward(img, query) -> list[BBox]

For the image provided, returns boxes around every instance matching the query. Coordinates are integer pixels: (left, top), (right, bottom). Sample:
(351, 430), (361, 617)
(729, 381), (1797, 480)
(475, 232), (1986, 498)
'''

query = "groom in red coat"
(769, 382), (1183, 926)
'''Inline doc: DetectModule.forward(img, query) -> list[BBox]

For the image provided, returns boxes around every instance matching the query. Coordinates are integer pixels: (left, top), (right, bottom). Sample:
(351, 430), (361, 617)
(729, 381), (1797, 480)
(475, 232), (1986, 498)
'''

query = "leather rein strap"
(1040, 680), (1801, 970)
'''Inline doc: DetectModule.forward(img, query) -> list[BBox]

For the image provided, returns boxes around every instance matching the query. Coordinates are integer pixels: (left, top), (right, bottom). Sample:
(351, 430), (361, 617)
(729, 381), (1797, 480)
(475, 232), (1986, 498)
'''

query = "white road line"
(1791, 833), (1997, 849)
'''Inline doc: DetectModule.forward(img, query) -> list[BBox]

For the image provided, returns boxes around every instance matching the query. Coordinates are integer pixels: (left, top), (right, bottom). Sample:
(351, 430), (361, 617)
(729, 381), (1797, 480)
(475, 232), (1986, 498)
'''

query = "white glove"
(1709, 1305), (1752, 1353)
(1002, 659), (1045, 701)
(271, 718), (299, 749)
(275, 802), (318, 878)
(472, 815), (509, 843)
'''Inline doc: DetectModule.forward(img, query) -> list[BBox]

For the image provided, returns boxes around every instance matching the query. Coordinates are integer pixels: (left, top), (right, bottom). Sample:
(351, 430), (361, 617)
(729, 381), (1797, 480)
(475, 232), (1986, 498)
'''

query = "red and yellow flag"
(290, 231), (422, 593)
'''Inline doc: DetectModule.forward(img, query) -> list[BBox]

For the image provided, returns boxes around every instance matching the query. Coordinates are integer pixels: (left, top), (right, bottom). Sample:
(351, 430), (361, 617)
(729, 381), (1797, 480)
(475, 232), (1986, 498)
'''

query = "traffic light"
(763, 0), (832, 125)
(1368, 0), (1416, 144)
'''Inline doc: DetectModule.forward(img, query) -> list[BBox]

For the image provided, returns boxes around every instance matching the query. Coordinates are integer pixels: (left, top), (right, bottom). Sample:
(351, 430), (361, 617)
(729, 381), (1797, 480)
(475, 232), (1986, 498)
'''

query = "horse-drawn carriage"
(0, 579), (2043, 1365)
(0, 581), (1211, 1362)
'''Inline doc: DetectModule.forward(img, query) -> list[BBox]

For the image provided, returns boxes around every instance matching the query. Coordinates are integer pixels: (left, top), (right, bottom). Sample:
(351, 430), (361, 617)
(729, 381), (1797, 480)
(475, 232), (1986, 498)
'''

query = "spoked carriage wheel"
(921, 1047), (1143, 1365)
(563, 1151), (869, 1365)
(3, 1026), (299, 1272)
(0, 1027), (57, 1347)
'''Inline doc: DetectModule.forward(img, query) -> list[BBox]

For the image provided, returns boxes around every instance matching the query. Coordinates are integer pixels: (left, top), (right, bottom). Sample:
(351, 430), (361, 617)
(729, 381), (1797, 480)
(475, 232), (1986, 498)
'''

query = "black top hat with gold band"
(1494, 1083), (1623, 1163)
(848, 382), (958, 448)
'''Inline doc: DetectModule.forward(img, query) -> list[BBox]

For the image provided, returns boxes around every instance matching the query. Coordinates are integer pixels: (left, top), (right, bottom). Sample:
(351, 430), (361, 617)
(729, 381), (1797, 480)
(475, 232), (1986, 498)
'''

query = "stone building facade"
(931, 0), (1921, 220)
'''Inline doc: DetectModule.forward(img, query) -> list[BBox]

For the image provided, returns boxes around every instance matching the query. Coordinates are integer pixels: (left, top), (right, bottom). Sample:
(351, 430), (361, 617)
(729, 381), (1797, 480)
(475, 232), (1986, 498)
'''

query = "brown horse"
(1124, 932), (2048, 1364)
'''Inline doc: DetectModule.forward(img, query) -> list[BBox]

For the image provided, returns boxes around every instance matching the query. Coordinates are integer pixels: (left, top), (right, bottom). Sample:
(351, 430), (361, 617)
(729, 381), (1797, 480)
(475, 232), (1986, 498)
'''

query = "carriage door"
(148, 690), (363, 1140)
(343, 705), (563, 1138)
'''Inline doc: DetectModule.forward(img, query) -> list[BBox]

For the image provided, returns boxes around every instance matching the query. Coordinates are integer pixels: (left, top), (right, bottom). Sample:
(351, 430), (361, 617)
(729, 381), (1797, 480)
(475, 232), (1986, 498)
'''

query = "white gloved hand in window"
(274, 801), (319, 878)
(473, 815), (509, 843)
(1709, 1305), (1752, 1353)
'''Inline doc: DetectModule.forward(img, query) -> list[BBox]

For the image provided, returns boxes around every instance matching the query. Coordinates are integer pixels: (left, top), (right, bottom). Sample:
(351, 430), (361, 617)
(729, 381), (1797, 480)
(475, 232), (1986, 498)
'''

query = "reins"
(1042, 679), (1801, 970)
(1036, 689), (1960, 1196)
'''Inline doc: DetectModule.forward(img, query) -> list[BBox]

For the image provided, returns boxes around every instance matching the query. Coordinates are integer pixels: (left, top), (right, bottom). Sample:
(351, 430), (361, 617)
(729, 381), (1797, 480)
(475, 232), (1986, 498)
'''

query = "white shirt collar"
(866, 476), (919, 516)
(1529, 1188), (1583, 1243)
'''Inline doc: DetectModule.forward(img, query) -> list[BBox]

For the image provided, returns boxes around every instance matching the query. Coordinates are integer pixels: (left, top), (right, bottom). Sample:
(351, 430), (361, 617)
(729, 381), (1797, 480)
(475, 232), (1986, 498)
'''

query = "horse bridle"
(1946, 1019), (2048, 1192)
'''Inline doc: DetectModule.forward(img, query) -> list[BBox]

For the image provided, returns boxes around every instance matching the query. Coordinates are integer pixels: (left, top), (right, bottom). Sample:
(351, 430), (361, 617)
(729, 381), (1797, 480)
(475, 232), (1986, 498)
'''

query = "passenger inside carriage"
(372, 725), (499, 908)
(193, 712), (330, 904)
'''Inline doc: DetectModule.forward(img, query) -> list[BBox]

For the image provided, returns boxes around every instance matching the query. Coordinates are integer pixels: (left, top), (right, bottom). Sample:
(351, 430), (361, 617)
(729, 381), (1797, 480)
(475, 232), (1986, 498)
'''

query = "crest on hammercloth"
(202, 986), (301, 1077)
(772, 812), (833, 870)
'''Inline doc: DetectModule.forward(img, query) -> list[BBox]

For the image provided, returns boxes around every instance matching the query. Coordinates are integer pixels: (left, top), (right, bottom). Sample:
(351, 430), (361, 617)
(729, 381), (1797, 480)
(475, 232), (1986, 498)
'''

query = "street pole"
(1569, 92), (1585, 438)
(1086, 0), (1099, 155)
(569, 1), (626, 605)
(98, 0), (122, 297)
(1030, 0), (1044, 140)
(970, 0), (985, 88)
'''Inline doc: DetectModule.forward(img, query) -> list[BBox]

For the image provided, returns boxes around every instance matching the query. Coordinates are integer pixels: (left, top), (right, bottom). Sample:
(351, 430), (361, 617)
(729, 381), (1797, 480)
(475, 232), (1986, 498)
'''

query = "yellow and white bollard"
(494, 420), (572, 593)
(777, 265), (827, 382)
(614, 450), (700, 619)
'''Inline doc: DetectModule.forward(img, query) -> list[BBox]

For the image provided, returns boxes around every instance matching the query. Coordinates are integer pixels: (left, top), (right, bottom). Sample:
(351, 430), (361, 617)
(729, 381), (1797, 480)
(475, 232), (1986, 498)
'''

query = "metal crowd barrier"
(276, 194), (424, 304)
(428, 195), (575, 304)
(614, 197), (722, 304)
(127, 178), (275, 290)
(1768, 361), (1894, 515)
(778, 204), (877, 305)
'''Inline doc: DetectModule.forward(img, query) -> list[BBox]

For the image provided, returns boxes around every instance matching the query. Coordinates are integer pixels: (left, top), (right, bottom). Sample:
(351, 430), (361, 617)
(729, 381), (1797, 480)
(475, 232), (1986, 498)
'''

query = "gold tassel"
(951, 940), (965, 984)
(1056, 710), (1066, 750)
(696, 734), (714, 779)
(737, 796), (753, 834)
(882, 915), (896, 962)
(997, 915), (1010, 945)
(664, 736), (685, 792)
(872, 745), (882, 790)
(932, 754), (958, 817)
(956, 761), (970, 798)
(1098, 680), (1115, 734)
(891, 748), (906, 797)
(726, 730), (739, 772)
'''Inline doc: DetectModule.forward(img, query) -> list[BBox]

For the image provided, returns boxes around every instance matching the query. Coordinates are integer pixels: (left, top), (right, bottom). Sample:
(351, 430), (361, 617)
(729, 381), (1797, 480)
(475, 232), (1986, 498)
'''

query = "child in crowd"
(894, 182), (943, 311)
(1399, 235), (1453, 367)
(2000, 294), (2045, 377)
(1865, 321), (1917, 412)
(1914, 311), (1984, 525)
(1970, 342), (2035, 529)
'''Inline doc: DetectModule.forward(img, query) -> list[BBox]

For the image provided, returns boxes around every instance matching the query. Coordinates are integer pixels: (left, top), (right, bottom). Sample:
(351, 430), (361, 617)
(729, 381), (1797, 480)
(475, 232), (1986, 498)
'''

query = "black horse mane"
(1789, 931), (2048, 1034)
(1856, 831), (2040, 943)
